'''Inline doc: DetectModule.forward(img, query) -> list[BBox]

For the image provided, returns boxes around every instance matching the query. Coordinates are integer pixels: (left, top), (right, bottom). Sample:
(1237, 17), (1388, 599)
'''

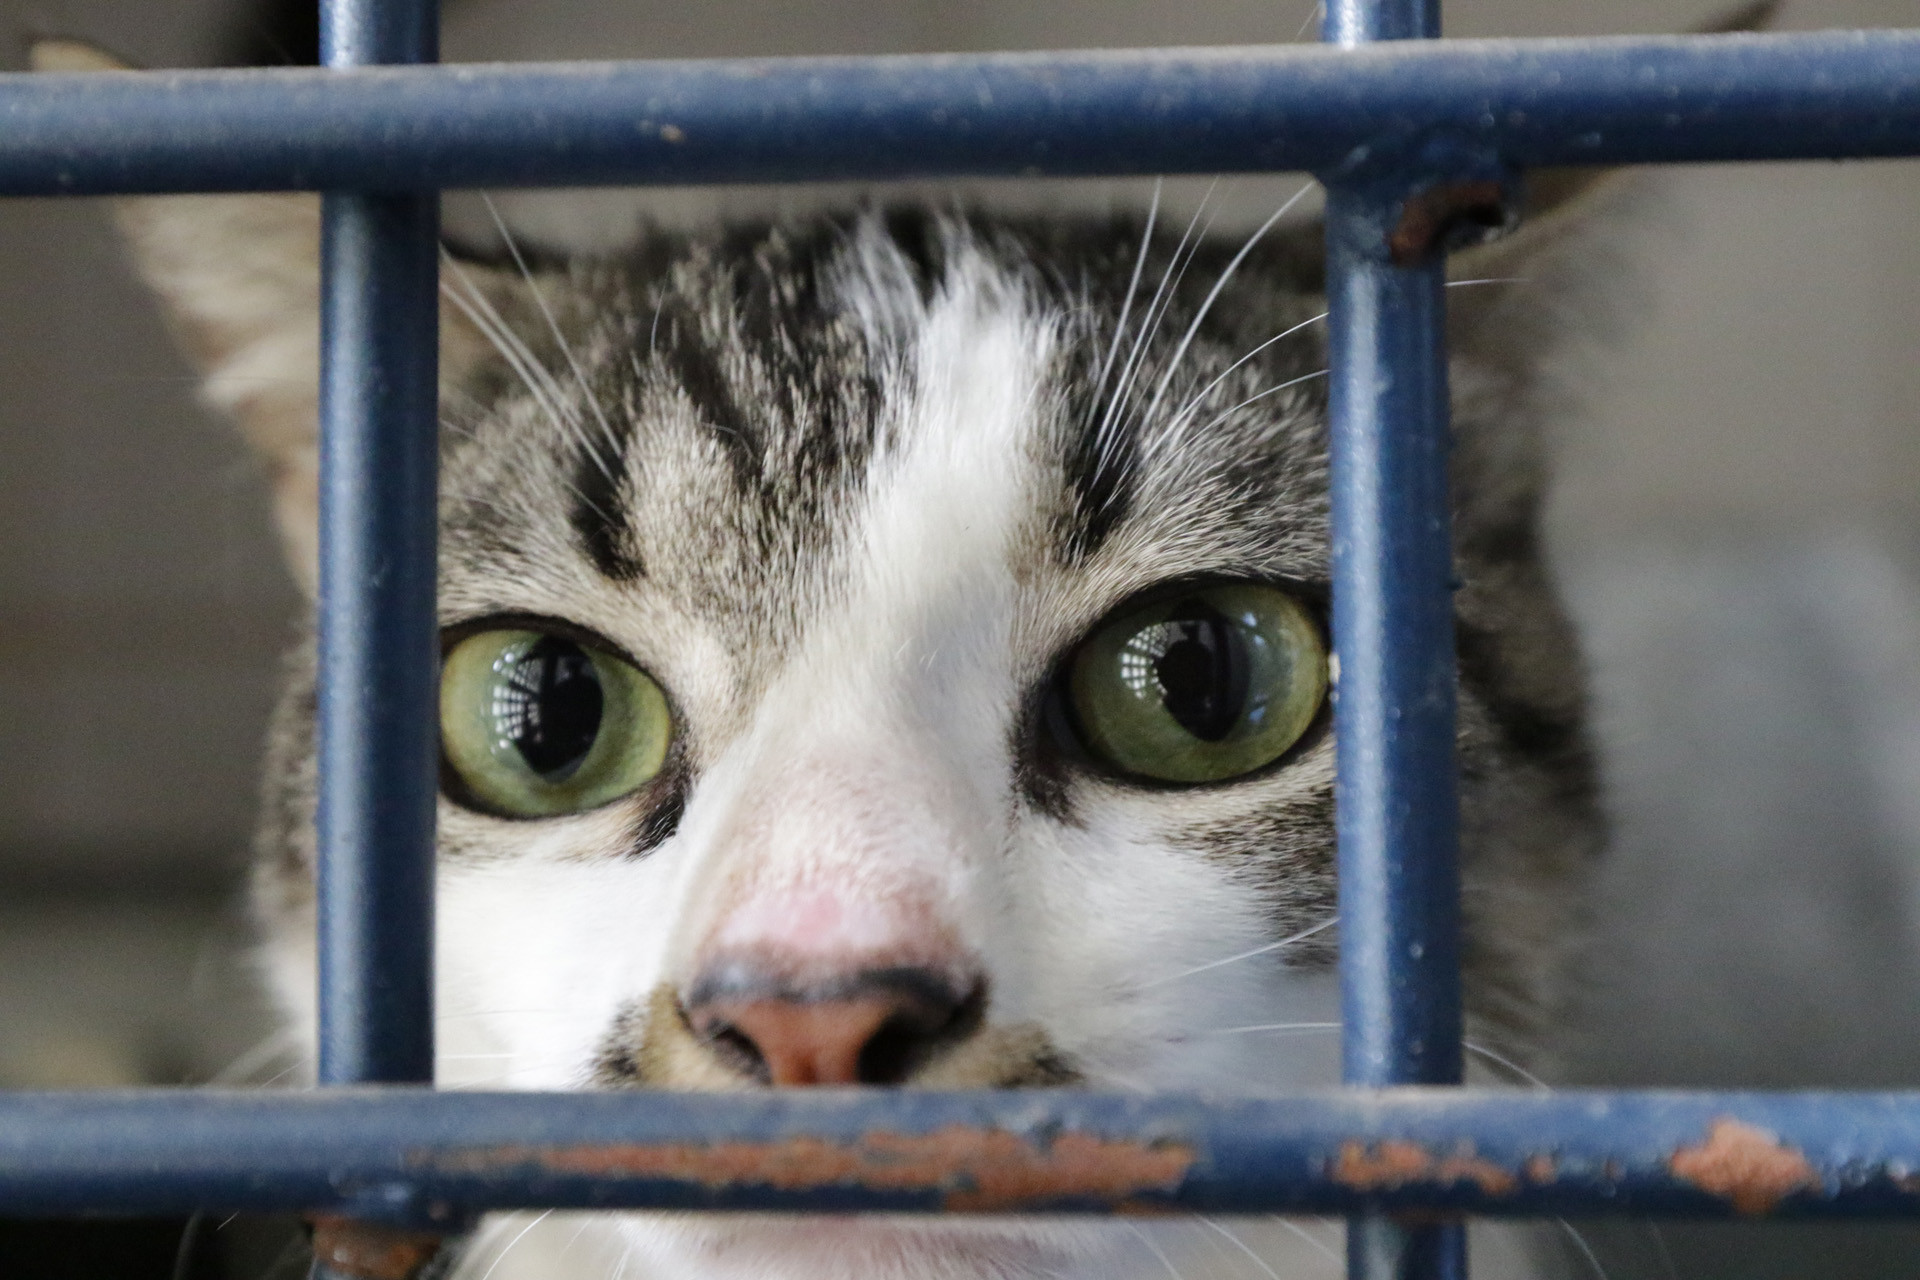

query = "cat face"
(117, 188), (1600, 1279)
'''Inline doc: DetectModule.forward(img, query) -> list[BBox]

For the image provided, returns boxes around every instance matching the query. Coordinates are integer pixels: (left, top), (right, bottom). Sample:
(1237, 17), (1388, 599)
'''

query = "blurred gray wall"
(2, 1), (1919, 1274)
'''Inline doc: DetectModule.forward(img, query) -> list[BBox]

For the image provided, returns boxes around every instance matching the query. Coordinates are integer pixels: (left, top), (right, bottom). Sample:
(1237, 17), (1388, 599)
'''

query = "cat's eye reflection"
(1062, 583), (1326, 784)
(440, 627), (672, 818)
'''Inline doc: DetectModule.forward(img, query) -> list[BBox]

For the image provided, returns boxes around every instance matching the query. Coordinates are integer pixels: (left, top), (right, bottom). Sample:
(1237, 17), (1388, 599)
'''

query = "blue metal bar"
(2, 1089), (1919, 1220)
(1327, 0), (1437, 43)
(314, 0), (440, 1089)
(3, 30), (1920, 195)
(1323, 0), (1464, 1276)
(322, 0), (438, 66)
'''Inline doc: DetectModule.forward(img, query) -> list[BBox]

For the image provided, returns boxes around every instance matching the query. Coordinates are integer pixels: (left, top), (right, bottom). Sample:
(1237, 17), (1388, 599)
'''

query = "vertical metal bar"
(315, 0), (441, 1090)
(1323, 0), (1437, 44)
(1324, 208), (1463, 1093)
(1322, 0), (1464, 1278)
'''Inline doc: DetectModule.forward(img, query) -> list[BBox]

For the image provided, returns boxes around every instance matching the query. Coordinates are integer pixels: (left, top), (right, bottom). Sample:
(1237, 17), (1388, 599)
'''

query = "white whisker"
(1648, 1223), (1680, 1280)
(1094, 179), (1222, 473)
(1463, 1039), (1550, 1091)
(440, 262), (575, 440)
(255, 1063), (302, 1089)
(1189, 368), (1330, 439)
(1558, 1218), (1613, 1280)
(1269, 1215), (1343, 1266)
(1162, 311), (1328, 441)
(1151, 273), (1520, 451)
(440, 265), (630, 526)
(476, 1209), (554, 1280)
(556, 1217), (594, 1263)
(479, 194), (627, 481)
(1139, 180), (1316, 450)
(1125, 1222), (1191, 1280)
(1205, 1021), (1340, 1037)
(208, 1029), (300, 1085)
(1181, 1218), (1244, 1280)
(1144, 915), (1337, 987)
(1090, 178), (1162, 419)
(1200, 1217), (1288, 1280)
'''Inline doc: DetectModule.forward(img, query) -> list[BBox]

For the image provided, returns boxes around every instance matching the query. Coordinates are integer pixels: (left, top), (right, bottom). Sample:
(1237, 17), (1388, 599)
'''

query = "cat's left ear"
(32, 39), (507, 597)
(1442, 0), (1778, 384)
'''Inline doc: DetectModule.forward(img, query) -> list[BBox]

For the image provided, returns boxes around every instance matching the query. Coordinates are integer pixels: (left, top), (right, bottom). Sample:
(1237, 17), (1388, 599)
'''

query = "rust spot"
(433, 1126), (1193, 1212)
(308, 1217), (445, 1280)
(1669, 1118), (1819, 1216)
(1524, 1154), (1556, 1184)
(1331, 1140), (1518, 1197)
(1388, 179), (1510, 265)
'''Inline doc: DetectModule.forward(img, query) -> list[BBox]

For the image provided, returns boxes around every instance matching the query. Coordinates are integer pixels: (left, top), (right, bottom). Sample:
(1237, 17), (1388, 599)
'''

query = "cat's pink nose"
(682, 968), (984, 1086)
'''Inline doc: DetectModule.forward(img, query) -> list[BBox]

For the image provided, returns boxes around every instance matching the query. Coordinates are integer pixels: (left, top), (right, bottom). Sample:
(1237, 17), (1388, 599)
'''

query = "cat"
(38, 36), (1608, 1280)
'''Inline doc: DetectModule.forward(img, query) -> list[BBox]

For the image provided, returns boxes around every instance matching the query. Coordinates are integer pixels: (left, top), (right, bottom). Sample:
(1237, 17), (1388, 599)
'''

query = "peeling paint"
(1668, 1118), (1819, 1216)
(1387, 178), (1511, 264)
(430, 1127), (1194, 1212)
(1330, 1140), (1518, 1197)
(308, 1217), (445, 1280)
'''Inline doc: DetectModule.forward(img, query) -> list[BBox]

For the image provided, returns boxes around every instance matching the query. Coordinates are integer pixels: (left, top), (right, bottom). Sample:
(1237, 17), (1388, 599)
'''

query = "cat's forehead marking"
(438, 210), (1335, 708)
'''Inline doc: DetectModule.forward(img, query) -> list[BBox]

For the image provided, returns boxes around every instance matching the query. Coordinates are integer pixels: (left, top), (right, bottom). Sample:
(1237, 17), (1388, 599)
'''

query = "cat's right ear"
(32, 39), (511, 598)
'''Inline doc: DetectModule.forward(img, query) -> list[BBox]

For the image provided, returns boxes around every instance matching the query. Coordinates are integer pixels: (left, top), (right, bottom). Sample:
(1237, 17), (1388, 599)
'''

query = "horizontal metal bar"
(2, 29), (1918, 195)
(4, 1089), (1920, 1221)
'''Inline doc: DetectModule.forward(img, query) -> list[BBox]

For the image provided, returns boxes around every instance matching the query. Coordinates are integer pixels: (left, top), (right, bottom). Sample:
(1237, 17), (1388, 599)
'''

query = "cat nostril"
(683, 970), (984, 1087)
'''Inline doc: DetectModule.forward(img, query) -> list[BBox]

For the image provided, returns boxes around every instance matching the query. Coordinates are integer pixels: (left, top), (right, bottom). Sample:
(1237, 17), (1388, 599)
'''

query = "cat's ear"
(31, 39), (511, 597)
(1440, 0), (1778, 545)
(1444, 0), (1778, 358)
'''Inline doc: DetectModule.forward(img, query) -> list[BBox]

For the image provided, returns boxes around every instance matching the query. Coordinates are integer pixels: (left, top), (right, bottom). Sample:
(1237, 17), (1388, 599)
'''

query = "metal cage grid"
(3, 1), (1920, 1277)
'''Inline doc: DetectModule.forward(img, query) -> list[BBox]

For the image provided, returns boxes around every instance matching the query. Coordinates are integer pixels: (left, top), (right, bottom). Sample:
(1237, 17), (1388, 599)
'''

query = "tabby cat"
(43, 34), (1608, 1280)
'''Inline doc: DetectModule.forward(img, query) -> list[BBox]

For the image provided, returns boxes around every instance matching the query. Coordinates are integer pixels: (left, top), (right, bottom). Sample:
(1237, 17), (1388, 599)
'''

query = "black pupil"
(495, 636), (604, 781)
(1151, 602), (1249, 742)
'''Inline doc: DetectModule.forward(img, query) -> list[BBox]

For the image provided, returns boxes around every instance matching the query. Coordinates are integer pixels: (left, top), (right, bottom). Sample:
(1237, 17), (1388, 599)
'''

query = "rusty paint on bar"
(1385, 179), (1512, 265)
(12, 1089), (1920, 1219)
(1331, 1141), (1518, 1198)
(309, 1217), (447, 1280)
(1667, 1118), (1820, 1217)
(429, 1126), (1195, 1212)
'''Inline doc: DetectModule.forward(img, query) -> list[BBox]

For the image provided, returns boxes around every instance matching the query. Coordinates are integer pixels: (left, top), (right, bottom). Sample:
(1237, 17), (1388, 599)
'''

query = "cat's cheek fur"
(438, 851), (685, 1090)
(995, 812), (1333, 1089)
(600, 1212), (1132, 1280)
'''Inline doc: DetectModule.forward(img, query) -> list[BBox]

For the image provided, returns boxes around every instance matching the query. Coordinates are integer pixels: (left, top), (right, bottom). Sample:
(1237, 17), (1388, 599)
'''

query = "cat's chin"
(610, 1213), (1121, 1280)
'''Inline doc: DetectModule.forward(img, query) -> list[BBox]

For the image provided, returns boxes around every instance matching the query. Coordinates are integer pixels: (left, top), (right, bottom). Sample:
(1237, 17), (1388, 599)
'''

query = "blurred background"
(1, 0), (1918, 1275)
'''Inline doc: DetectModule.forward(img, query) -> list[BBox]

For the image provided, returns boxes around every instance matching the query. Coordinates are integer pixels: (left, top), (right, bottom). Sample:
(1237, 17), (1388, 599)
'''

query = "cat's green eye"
(1064, 583), (1327, 785)
(440, 628), (672, 818)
